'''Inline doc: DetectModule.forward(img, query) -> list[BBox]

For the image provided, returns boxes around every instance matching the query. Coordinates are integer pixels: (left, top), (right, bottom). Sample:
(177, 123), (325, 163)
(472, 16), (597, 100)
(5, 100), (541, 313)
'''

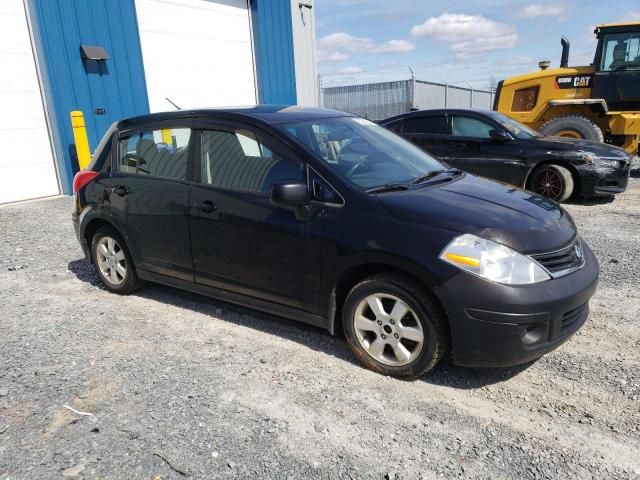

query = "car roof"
(116, 105), (353, 129)
(381, 109), (496, 124)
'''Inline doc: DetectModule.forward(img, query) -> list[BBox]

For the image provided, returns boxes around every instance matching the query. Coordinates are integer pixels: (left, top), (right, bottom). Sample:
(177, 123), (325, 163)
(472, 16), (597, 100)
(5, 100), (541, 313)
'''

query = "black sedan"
(381, 109), (632, 202)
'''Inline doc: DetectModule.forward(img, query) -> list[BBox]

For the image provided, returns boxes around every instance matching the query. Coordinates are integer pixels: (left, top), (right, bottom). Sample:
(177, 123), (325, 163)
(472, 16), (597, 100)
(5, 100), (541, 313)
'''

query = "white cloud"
(517, 4), (566, 18)
(317, 32), (415, 63)
(411, 13), (517, 59)
(337, 66), (363, 74)
(372, 39), (416, 53)
(317, 50), (350, 62)
(627, 11), (640, 20)
(319, 32), (376, 52)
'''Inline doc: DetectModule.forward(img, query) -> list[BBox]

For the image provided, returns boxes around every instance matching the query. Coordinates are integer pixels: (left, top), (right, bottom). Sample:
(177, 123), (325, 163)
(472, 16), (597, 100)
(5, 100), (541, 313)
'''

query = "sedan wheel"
(353, 293), (424, 367)
(530, 164), (574, 202)
(536, 169), (563, 199)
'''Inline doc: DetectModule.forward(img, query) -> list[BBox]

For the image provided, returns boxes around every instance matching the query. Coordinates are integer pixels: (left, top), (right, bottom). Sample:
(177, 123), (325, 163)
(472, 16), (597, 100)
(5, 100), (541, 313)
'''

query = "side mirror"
(270, 182), (310, 207)
(489, 129), (512, 142)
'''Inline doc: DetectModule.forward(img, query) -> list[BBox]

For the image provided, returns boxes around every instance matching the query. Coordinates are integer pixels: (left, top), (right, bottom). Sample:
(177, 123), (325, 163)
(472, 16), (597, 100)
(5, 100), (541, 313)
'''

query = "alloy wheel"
(535, 169), (563, 199)
(96, 236), (127, 286)
(353, 293), (424, 367)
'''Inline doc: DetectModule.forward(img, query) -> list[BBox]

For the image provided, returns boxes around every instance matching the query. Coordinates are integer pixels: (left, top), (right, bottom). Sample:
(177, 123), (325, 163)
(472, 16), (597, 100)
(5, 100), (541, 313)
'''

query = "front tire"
(529, 164), (574, 202)
(342, 273), (449, 378)
(91, 227), (143, 294)
(540, 115), (604, 142)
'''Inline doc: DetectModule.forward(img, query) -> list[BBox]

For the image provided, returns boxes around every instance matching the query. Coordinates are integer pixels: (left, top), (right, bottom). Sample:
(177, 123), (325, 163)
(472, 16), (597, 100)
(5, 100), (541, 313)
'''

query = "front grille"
(530, 237), (584, 277)
(561, 303), (589, 334)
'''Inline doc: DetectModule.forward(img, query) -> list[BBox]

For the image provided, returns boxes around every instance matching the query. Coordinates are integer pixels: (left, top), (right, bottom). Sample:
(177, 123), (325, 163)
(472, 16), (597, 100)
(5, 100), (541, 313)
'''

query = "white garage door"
(0, 0), (58, 204)
(135, 0), (257, 113)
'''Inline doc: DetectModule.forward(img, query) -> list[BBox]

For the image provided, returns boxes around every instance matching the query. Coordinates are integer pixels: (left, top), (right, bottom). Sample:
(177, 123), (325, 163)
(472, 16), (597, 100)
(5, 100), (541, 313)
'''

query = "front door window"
(200, 129), (303, 193)
(451, 116), (494, 139)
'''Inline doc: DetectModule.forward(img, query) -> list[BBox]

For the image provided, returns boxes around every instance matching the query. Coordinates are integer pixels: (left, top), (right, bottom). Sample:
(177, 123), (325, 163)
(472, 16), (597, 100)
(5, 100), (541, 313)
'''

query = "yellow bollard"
(161, 128), (173, 146)
(70, 111), (91, 170)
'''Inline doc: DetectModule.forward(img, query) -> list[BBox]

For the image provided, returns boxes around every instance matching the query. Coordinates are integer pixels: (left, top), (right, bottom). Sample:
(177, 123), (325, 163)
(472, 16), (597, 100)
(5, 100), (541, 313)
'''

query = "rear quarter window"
(402, 116), (449, 134)
(119, 128), (191, 180)
(382, 119), (403, 133)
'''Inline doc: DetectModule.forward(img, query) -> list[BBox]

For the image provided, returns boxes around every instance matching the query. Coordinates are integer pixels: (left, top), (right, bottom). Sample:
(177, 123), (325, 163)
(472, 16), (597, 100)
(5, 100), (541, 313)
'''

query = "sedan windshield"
(281, 116), (445, 190)
(486, 111), (540, 139)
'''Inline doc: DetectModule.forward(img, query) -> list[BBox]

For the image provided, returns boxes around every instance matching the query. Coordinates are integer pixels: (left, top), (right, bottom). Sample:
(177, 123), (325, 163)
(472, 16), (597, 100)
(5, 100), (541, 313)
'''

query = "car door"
(448, 114), (529, 185)
(189, 123), (324, 313)
(106, 123), (194, 281)
(399, 114), (456, 159)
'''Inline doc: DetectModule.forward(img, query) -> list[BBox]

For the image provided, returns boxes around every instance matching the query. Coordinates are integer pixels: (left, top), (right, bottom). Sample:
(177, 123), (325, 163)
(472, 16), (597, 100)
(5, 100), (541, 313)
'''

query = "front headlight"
(557, 151), (598, 164)
(440, 234), (551, 285)
(593, 158), (620, 168)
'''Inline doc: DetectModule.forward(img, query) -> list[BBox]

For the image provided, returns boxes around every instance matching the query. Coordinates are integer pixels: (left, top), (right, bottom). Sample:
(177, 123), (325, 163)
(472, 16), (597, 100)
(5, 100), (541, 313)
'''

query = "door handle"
(112, 186), (128, 196)
(197, 200), (217, 213)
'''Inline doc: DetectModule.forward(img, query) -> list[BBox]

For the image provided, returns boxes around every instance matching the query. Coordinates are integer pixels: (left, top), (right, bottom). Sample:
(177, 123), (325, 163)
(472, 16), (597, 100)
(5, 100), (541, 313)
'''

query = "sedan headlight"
(565, 151), (620, 168)
(593, 158), (620, 168)
(440, 234), (551, 285)
(555, 151), (598, 164)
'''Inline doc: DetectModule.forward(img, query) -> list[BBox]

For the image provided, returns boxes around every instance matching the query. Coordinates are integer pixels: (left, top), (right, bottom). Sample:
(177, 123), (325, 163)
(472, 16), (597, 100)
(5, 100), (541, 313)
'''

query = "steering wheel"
(346, 158), (370, 178)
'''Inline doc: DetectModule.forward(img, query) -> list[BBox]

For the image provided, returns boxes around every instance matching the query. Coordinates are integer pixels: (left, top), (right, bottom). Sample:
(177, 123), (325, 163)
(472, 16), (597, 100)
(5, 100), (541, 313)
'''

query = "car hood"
(378, 174), (576, 253)
(530, 136), (629, 159)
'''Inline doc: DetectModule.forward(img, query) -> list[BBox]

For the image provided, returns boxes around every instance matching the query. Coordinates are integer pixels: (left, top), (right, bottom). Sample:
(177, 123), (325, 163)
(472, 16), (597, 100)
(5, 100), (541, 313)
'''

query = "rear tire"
(342, 273), (449, 378)
(540, 115), (604, 142)
(91, 226), (143, 294)
(529, 164), (574, 202)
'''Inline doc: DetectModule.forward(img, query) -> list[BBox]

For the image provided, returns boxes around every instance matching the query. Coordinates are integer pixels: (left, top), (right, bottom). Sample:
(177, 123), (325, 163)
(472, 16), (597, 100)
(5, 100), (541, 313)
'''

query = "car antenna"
(165, 97), (181, 110)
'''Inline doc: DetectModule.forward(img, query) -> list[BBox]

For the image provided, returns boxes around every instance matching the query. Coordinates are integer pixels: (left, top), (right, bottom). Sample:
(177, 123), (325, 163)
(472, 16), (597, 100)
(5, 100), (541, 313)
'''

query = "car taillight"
(73, 170), (99, 193)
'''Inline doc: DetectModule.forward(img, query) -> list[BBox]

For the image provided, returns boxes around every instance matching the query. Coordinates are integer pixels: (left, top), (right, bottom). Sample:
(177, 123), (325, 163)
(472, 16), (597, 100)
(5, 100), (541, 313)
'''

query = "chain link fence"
(321, 78), (494, 121)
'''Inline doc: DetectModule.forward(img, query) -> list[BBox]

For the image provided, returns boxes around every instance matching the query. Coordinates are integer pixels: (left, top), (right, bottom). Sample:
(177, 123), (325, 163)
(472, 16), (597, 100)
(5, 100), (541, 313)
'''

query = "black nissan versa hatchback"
(72, 106), (599, 378)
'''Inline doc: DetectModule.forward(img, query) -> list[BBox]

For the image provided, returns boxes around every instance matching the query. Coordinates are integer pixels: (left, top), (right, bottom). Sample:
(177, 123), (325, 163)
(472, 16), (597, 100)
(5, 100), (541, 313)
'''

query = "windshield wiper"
(366, 183), (409, 194)
(410, 168), (462, 185)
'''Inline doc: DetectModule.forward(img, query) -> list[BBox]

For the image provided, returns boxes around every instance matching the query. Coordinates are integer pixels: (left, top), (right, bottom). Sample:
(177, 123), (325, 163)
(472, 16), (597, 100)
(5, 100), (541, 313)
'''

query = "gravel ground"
(1, 171), (639, 479)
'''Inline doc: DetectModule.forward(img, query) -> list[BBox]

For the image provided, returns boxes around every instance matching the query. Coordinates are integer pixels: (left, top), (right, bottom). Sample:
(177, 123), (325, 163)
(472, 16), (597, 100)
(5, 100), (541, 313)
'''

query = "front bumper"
(434, 241), (599, 367)
(578, 163), (630, 197)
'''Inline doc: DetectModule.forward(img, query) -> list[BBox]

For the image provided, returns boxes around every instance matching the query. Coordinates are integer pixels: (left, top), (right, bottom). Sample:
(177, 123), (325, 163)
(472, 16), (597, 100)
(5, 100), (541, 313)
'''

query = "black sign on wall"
(555, 75), (594, 89)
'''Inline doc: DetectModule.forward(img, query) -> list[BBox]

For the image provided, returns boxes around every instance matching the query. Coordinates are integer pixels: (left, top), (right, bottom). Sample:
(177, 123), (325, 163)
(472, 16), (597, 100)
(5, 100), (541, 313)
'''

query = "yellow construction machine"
(494, 22), (640, 155)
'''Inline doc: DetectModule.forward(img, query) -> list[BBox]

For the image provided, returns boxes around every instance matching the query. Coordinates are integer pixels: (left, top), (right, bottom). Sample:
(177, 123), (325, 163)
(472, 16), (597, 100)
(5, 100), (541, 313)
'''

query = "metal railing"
(321, 78), (494, 120)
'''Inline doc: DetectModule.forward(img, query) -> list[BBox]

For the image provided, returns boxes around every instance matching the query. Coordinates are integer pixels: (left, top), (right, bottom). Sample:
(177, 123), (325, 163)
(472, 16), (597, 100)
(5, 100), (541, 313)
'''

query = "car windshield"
(281, 116), (445, 190)
(486, 111), (540, 139)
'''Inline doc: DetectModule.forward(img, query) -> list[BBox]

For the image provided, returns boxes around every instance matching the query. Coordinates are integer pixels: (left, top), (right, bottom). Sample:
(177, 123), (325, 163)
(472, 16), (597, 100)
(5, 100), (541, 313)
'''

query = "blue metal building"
(0, 0), (317, 203)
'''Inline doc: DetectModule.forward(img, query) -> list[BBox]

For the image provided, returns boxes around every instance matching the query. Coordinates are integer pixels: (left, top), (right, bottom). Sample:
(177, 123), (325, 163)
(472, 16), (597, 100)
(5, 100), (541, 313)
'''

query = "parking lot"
(1, 173), (639, 479)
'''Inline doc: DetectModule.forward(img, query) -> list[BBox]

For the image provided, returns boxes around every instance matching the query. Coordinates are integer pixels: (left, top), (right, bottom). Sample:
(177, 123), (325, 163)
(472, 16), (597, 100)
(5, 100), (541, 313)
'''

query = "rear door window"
(402, 116), (449, 134)
(119, 128), (191, 180)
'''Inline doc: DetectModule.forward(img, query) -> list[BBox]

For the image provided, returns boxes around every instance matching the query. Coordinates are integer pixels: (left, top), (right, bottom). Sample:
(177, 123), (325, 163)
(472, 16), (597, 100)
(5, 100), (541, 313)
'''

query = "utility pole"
(408, 66), (416, 110)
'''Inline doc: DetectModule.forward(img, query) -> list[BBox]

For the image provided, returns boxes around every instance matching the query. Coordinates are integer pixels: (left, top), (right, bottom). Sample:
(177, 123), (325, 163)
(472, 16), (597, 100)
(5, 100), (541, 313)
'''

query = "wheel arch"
(83, 217), (127, 264)
(546, 99), (608, 115)
(328, 262), (449, 338)
(525, 160), (581, 197)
